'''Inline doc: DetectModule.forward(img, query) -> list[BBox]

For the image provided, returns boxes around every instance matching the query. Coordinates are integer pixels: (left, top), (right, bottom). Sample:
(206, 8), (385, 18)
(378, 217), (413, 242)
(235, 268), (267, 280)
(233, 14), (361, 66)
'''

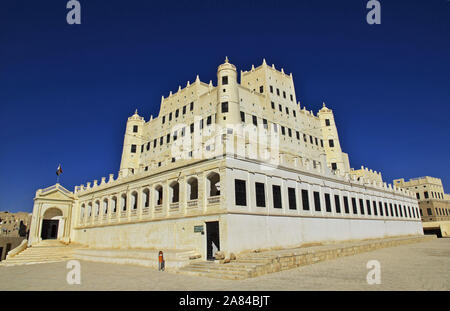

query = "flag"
(56, 164), (63, 176)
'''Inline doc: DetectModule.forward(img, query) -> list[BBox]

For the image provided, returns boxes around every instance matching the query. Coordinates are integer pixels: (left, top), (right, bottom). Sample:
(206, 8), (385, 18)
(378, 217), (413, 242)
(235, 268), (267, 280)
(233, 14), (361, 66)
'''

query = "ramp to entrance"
(1, 241), (83, 266)
(178, 235), (437, 280)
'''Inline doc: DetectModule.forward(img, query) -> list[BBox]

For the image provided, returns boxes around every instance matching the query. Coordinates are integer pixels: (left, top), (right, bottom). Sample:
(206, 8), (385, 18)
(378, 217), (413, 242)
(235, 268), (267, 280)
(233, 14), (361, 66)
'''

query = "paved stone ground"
(0, 238), (449, 291)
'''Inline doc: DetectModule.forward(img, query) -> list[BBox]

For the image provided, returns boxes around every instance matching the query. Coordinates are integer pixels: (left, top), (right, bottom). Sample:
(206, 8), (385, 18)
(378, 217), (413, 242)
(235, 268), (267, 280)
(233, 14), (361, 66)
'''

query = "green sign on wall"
(194, 225), (204, 233)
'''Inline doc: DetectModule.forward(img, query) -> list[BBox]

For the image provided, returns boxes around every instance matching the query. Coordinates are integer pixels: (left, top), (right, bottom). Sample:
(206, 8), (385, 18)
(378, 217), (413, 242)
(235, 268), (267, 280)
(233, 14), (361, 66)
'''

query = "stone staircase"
(1, 240), (81, 266)
(178, 235), (436, 280)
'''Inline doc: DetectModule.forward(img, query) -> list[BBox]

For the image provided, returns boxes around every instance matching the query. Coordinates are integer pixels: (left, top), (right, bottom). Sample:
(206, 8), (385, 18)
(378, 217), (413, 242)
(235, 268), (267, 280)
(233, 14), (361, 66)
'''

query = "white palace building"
(27, 58), (423, 264)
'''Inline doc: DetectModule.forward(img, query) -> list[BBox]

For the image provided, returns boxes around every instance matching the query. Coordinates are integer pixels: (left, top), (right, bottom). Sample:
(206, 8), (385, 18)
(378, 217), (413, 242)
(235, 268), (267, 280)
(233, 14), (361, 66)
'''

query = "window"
(325, 119), (330, 126)
(141, 144), (144, 152)
(273, 123), (278, 133)
(310, 136), (313, 144)
(366, 200), (372, 215)
(373, 201), (377, 216)
(394, 204), (399, 217)
(252, 115), (257, 126)
(385, 202), (389, 216)
(183, 105), (186, 114)
(424, 191), (429, 199)
(293, 110), (296, 117)
(390, 203), (394, 216)
(278, 104), (282, 112)
(303, 134), (307, 142)
(235, 179), (247, 206)
(169, 112), (172, 121)
(181, 127), (185, 137)
(302, 190), (310, 211)
(416, 193), (420, 199)
(207, 115), (212, 125)
(263, 118), (268, 129)
(272, 185), (282, 209)
(427, 208), (432, 216)
(315, 137), (318, 146)
(379, 202), (383, 216)
(283, 91), (286, 98)
(271, 101), (275, 109)
(240, 111), (245, 122)
(288, 128), (292, 137)
(270, 85), (273, 93)
(222, 76), (228, 85)
(359, 199), (365, 215)
(325, 193), (332, 212)
(331, 163), (337, 171)
(259, 86), (264, 93)
(153, 139), (157, 148)
(290, 94), (293, 101)
(222, 102), (228, 113)
(285, 107), (289, 115)
(167, 134), (170, 143)
(281, 126), (285, 135)
(255, 182), (266, 207)
(133, 125), (138, 133)
(329, 139), (334, 148)
(173, 131), (177, 141)
(131, 144), (137, 153)
(288, 188), (297, 210)
(190, 123), (194, 133)
(162, 116), (165, 124)
(314, 191), (321, 212)
(160, 137), (163, 145)
(352, 198), (358, 214)
(146, 142), (150, 151)
(296, 131), (300, 140)
(276, 88), (280, 96)
(190, 102), (194, 111)
(334, 195), (341, 213)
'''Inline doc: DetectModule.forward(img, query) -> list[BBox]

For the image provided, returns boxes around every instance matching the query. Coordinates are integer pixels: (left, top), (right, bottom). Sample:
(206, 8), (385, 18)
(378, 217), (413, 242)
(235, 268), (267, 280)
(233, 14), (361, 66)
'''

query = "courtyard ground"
(0, 238), (449, 291)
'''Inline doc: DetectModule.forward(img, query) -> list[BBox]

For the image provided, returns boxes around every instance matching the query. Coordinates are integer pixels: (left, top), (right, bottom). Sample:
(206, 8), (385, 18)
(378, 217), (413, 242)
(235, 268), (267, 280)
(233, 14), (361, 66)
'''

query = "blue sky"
(0, 0), (449, 213)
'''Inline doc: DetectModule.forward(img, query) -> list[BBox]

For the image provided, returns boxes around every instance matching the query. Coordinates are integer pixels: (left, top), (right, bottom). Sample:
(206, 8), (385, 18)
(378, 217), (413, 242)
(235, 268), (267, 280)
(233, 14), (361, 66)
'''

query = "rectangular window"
(379, 202), (383, 216)
(169, 112), (172, 121)
(366, 200), (372, 215)
(131, 144), (136, 153)
(222, 76), (228, 85)
(222, 102), (228, 113)
(200, 119), (204, 129)
(166, 134), (170, 143)
(310, 136), (313, 144)
(290, 94), (293, 101)
(272, 185), (282, 209)
(373, 201), (377, 216)
(296, 131), (300, 140)
(141, 144), (144, 153)
(399, 205), (404, 217)
(276, 88), (280, 96)
(303, 134), (307, 142)
(133, 125), (138, 133)
(240, 111), (245, 123)
(160, 137), (163, 145)
(314, 191), (321, 212)
(153, 139), (157, 148)
(263, 118), (268, 129)
(394, 204), (399, 217)
(271, 101), (275, 109)
(183, 105), (186, 114)
(190, 102), (194, 111)
(175, 109), (179, 118)
(235, 179), (247, 206)
(283, 91), (286, 98)
(285, 107), (289, 115)
(207, 115), (212, 125)
(293, 110), (296, 117)
(288, 128), (292, 137)
(255, 182), (266, 207)
(252, 115), (257, 126)
(173, 131), (177, 141)
(270, 85), (273, 93)
(302, 189), (310, 211)
(352, 198), (358, 214)
(329, 139), (334, 148)
(259, 86), (264, 93)
(273, 123), (278, 133)
(325, 193), (332, 212)
(288, 187), (297, 210)
(390, 203), (394, 216)
(334, 195), (341, 213)
(427, 208), (432, 216)
(278, 104), (282, 112)
(343, 196), (350, 213)
(359, 199), (365, 215)
(331, 163), (337, 171)
(162, 116), (165, 124)
(281, 126), (285, 135)
(325, 119), (330, 126)
(424, 191), (429, 199)
(146, 142), (150, 151)
(190, 123), (194, 133)
(315, 137), (318, 146)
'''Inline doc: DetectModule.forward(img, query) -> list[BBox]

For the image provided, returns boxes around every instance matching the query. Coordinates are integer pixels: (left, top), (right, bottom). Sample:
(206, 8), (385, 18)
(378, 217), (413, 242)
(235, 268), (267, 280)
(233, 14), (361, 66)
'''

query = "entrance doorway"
(41, 219), (59, 240)
(206, 221), (220, 260)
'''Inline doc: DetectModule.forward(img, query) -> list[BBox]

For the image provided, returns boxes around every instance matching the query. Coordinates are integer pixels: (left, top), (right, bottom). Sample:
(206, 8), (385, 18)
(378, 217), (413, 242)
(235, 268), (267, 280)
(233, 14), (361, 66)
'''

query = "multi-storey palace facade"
(28, 58), (423, 261)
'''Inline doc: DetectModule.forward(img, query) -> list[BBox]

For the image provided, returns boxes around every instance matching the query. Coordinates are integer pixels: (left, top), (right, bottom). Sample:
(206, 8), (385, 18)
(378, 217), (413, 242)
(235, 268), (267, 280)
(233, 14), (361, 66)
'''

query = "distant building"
(0, 211), (32, 261)
(394, 177), (450, 237)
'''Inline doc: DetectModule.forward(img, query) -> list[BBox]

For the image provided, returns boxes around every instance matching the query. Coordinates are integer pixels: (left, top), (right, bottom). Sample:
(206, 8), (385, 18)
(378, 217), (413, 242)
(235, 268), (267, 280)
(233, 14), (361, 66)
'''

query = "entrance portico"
(28, 184), (75, 246)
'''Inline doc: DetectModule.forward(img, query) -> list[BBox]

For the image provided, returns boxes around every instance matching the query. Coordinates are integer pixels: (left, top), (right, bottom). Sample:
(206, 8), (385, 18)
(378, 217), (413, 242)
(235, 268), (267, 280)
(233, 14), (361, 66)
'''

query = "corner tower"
(119, 110), (145, 178)
(216, 57), (241, 129)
